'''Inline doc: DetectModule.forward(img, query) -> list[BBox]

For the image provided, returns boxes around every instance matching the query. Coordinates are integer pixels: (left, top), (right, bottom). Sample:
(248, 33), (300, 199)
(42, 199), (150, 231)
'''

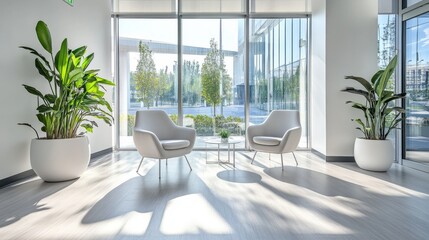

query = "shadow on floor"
(217, 170), (262, 184)
(331, 162), (429, 195)
(0, 179), (75, 228)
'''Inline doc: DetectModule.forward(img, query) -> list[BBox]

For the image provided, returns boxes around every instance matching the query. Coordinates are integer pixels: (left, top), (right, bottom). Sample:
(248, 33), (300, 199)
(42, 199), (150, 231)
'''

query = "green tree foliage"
(134, 41), (157, 109)
(201, 39), (222, 115)
(183, 60), (201, 106)
(156, 66), (171, 106)
(222, 67), (232, 105)
(285, 66), (300, 109)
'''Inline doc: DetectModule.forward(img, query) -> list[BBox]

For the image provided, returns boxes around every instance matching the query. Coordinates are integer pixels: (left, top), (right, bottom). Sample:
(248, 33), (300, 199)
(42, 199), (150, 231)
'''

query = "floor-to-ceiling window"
(182, 19), (245, 148)
(113, 0), (310, 149)
(378, 0), (397, 159)
(249, 18), (308, 147)
(118, 19), (178, 148)
(401, 1), (429, 172)
(404, 12), (429, 165)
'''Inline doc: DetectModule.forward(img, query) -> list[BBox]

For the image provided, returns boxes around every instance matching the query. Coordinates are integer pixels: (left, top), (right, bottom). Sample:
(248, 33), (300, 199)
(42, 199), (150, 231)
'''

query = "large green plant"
(19, 21), (114, 139)
(342, 55), (405, 140)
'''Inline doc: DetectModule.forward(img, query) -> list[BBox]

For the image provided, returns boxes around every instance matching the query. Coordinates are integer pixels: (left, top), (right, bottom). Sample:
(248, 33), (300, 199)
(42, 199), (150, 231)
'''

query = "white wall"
(0, 0), (112, 180)
(311, 0), (327, 155)
(311, 0), (378, 157)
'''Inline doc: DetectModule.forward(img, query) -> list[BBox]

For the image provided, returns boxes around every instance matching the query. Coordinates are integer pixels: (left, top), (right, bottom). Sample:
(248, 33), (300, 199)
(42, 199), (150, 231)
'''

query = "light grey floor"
(0, 151), (428, 240)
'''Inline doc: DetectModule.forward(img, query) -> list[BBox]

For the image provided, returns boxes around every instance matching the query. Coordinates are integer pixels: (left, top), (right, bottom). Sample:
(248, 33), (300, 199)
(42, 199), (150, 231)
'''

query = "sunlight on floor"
(160, 194), (233, 235)
(120, 212), (152, 236)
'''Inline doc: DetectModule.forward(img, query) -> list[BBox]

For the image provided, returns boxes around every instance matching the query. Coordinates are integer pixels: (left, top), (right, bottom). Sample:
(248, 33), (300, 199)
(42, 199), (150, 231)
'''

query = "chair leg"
(136, 157), (144, 173)
(280, 154), (284, 171)
(184, 155), (192, 171)
(269, 153), (271, 160)
(166, 158), (168, 166)
(292, 152), (298, 166)
(251, 151), (258, 164)
(159, 159), (161, 180)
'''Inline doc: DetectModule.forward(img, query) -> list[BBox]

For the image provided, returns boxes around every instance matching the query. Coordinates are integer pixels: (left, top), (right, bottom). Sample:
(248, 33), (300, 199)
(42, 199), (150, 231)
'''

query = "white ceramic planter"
(30, 136), (90, 182)
(354, 138), (394, 172)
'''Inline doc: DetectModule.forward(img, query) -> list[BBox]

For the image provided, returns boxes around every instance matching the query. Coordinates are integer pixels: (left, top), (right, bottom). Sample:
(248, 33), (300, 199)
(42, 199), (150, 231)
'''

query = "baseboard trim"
(90, 147), (113, 160)
(0, 147), (113, 189)
(0, 169), (36, 189)
(311, 149), (355, 162)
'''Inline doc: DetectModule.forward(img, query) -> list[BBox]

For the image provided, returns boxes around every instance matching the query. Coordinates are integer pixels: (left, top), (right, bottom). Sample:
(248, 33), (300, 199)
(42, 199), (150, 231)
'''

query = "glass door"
(404, 12), (429, 166)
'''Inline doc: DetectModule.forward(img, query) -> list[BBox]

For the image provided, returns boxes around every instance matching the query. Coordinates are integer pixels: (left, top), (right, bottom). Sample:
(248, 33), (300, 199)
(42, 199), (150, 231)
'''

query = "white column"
(311, 0), (378, 158)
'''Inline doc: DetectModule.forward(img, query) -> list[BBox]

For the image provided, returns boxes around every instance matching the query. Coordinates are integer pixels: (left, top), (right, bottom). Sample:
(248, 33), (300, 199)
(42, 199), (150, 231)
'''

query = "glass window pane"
(405, 12), (429, 163)
(182, 19), (245, 148)
(114, 0), (176, 13)
(249, 18), (308, 148)
(118, 19), (178, 148)
(251, 0), (310, 13)
(181, 0), (244, 13)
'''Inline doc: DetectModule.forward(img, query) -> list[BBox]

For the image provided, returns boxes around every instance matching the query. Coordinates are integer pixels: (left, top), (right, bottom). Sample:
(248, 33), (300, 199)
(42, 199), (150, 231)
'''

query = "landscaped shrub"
(186, 114), (243, 136)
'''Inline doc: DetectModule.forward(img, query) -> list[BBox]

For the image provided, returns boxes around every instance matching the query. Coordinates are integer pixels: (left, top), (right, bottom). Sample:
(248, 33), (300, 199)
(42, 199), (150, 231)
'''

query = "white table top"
(204, 137), (243, 144)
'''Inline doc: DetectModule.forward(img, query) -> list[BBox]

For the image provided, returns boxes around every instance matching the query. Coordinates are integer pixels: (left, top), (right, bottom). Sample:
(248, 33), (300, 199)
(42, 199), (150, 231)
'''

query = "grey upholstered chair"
(133, 110), (196, 179)
(247, 110), (301, 170)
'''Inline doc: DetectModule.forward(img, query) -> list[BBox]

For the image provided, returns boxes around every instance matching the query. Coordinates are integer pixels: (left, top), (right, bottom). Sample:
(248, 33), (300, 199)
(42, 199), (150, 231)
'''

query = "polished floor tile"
(0, 151), (428, 239)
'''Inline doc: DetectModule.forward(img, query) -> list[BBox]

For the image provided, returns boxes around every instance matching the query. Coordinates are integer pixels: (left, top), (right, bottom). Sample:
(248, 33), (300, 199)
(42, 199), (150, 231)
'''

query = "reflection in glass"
(118, 19), (178, 148)
(182, 19), (245, 148)
(405, 13), (429, 163)
(249, 18), (308, 148)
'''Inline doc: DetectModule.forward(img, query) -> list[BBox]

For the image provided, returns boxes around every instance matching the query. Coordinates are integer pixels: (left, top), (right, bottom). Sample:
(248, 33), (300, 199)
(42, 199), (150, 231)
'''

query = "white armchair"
(247, 110), (301, 170)
(133, 110), (196, 179)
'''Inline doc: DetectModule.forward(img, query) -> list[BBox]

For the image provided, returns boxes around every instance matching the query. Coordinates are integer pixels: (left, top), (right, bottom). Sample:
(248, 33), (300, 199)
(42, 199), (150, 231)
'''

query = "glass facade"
(249, 18), (308, 147)
(118, 19), (178, 148)
(404, 13), (429, 163)
(114, 0), (310, 149)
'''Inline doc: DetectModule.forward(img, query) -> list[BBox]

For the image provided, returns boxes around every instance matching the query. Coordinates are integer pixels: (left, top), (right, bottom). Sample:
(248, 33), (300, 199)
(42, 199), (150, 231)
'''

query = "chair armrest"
(246, 124), (266, 144)
(172, 126), (196, 148)
(133, 129), (164, 158)
(279, 127), (302, 153)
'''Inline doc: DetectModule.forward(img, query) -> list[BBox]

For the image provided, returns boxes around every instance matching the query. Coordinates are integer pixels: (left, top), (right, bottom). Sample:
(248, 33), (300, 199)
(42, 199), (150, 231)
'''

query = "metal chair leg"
(292, 152), (298, 166)
(184, 155), (192, 171)
(159, 159), (161, 180)
(136, 157), (144, 173)
(252, 151), (257, 164)
(281, 154), (284, 171)
(166, 158), (168, 166)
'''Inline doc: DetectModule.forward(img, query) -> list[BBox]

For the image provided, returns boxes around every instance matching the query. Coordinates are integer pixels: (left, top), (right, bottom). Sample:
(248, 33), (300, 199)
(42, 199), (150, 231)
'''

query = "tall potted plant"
(342, 55), (405, 171)
(19, 21), (114, 182)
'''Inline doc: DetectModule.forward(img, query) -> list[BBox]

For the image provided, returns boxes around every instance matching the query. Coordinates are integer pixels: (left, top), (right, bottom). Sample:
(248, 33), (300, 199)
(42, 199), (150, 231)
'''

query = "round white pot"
(354, 138), (394, 172)
(30, 136), (90, 182)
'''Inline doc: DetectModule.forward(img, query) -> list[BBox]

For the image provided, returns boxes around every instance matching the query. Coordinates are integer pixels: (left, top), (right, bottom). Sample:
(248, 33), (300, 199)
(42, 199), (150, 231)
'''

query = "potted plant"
(219, 129), (230, 143)
(342, 55), (405, 171)
(19, 21), (114, 182)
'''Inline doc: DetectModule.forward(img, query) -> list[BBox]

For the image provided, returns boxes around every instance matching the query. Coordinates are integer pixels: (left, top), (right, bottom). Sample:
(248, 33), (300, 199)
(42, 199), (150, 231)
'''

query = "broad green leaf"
(44, 94), (56, 103)
(36, 21), (52, 54)
(345, 76), (373, 92)
(36, 113), (45, 124)
(23, 84), (44, 99)
(82, 123), (93, 133)
(37, 105), (52, 113)
(69, 68), (84, 83)
(57, 38), (69, 83)
(375, 55), (397, 97)
(96, 76), (115, 86)
(72, 46), (87, 58)
(371, 70), (383, 85)
(19, 46), (51, 68)
(35, 58), (52, 82)
(82, 53), (94, 71)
